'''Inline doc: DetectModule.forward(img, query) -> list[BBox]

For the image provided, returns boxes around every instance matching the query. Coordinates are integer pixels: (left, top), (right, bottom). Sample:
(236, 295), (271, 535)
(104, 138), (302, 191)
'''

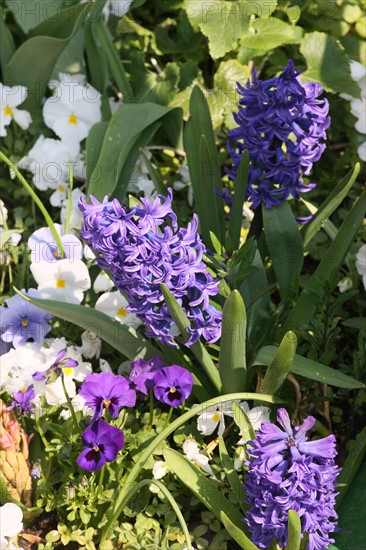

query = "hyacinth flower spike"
(244, 408), (340, 550)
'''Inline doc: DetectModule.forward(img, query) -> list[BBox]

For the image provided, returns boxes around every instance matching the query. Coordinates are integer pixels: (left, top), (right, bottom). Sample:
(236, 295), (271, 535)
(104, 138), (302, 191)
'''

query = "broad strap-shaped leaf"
(164, 448), (245, 529)
(160, 283), (222, 394)
(232, 402), (255, 444)
(259, 331), (297, 396)
(139, 148), (167, 196)
(218, 436), (247, 514)
(253, 346), (364, 389)
(220, 511), (260, 550)
(87, 103), (182, 201)
(303, 163), (360, 248)
(262, 201), (304, 302)
(5, 4), (90, 109)
(17, 291), (160, 360)
(283, 192), (366, 334)
(336, 425), (366, 507)
(228, 150), (249, 251)
(219, 290), (247, 393)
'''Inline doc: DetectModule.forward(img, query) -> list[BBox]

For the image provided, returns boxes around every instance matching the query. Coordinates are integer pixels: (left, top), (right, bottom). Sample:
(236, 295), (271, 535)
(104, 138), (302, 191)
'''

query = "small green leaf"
(284, 510), (301, 550)
(213, 61), (251, 130)
(220, 511), (260, 550)
(219, 290), (247, 393)
(232, 402), (255, 444)
(7, 0), (64, 34)
(253, 346), (365, 389)
(259, 332), (297, 396)
(300, 32), (361, 97)
(241, 18), (303, 51)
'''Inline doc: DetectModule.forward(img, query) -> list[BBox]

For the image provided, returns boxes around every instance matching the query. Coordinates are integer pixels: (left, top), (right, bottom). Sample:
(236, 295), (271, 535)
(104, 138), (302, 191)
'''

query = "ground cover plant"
(0, 0), (365, 549)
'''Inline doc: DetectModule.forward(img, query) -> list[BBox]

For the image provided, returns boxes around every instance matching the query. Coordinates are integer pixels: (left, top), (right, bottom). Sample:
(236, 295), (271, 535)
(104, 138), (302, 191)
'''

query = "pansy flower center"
(3, 105), (13, 116)
(103, 399), (111, 409)
(21, 318), (29, 327)
(212, 412), (221, 423)
(117, 307), (127, 317)
(68, 113), (78, 125)
(58, 185), (65, 192)
(56, 277), (66, 288)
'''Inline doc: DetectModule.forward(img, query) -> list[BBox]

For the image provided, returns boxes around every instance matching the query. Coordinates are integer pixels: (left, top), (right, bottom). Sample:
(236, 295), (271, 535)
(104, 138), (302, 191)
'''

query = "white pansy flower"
(41, 338), (92, 382)
(83, 244), (96, 262)
(44, 373), (76, 407)
(19, 135), (79, 191)
(340, 59), (366, 161)
(99, 358), (112, 372)
(0, 503), (23, 549)
(358, 141), (366, 161)
(81, 330), (102, 359)
(61, 188), (86, 231)
(50, 183), (68, 207)
(183, 439), (213, 474)
(95, 291), (142, 328)
(93, 271), (114, 293)
(197, 401), (236, 436)
(60, 394), (92, 420)
(356, 243), (366, 290)
(28, 224), (83, 263)
(30, 259), (91, 304)
(0, 84), (32, 137)
(0, 343), (46, 394)
(0, 199), (8, 225)
(337, 276), (353, 293)
(150, 460), (169, 492)
(233, 446), (246, 471)
(43, 78), (101, 142)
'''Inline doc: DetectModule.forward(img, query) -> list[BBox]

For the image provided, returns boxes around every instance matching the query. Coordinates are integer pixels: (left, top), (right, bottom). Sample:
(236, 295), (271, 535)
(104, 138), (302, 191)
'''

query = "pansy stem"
(0, 150), (66, 258)
(164, 406), (174, 429)
(61, 376), (81, 435)
(148, 388), (154, 428)
(34, 412), (48, 450)
(98, 464), (105, 492)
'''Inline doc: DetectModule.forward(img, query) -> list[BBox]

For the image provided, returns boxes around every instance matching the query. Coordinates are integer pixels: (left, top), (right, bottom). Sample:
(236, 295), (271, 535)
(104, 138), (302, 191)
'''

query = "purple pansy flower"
(78, 372), (136, 421)
(153, 365), (194, 407)
(244, 408), (340, 550)
(227, 60), (330, 209)
(79, 189), (222, 346)
(8, 385), (35, 413)
(76, 418), (124, 472)
(0, 289), (53, 348)
(128, 356), (164, 395)
(32, 348), (78, 383)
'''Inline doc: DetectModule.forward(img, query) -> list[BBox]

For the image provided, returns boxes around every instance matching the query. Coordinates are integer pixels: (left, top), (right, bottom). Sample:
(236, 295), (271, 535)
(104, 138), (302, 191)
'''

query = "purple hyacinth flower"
(244, 408), (340, 550)
(0, 289), (53, 348)
(227, 60), (330, 209)
(153, 365), (194, 407)
(78, 372), (136, 421)
(128, 356), (164, 395)
(76, 418), (124, 472)
(8, 385), (35, 413)
(78, 189), (222, 347)
(32, 348), (78, 382)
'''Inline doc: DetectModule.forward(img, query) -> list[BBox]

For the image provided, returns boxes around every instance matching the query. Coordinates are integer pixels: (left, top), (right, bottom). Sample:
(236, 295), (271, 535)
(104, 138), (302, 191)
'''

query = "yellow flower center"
(116, 307), (127, 318)
(21, 319), (29, 327)
(3, 105), (13, 116)
(63, 368), (74, 377)
(68, 113), (78, 125)
(169, 387), (177, 394)
(54, 250), (61, 258)
(103, 399), (111, 409)
(56, 278), (66, 288)
(212, 413), (220, 423)
(58, 185), (65, 192)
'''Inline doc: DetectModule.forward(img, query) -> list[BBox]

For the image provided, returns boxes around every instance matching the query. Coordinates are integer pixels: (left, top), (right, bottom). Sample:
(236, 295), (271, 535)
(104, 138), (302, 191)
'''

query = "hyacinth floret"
(227, 60), (330, 209)
(79, 189), (222, 345)
(244, 408), (340, 550)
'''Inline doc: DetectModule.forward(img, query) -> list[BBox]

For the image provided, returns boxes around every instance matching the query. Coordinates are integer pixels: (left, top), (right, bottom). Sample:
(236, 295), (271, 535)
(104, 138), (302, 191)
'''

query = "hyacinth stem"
(0, 150), (66, 258)
(61, 376), (81, 436)
(148, 388), (154, 428)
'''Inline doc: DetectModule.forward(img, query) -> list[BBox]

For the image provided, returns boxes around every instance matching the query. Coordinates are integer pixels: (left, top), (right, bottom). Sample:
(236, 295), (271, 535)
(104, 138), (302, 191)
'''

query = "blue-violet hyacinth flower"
(8, 385), (35, 414)
(78, 189), (222, 346)
(32, 348), (78, 383)
(78, 372), (136, 421)
(227, 60), (330, 209)
(0, 289), (53, 348)
(76, 418), (124, 472)
(244, 408), (340, 550)
(128, 356), (164, 395)
(153, 365), (194, 407)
